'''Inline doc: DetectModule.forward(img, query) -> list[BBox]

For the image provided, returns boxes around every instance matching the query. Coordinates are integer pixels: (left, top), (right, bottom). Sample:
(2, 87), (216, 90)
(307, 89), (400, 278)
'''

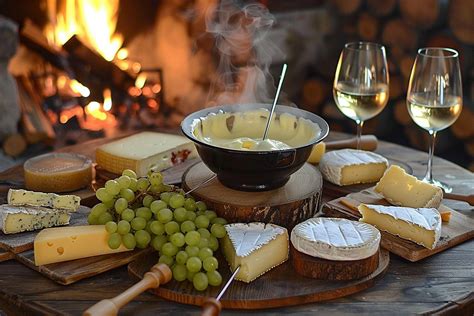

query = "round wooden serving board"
(182, 162), (323, 230)
(128, 249), (390, 309)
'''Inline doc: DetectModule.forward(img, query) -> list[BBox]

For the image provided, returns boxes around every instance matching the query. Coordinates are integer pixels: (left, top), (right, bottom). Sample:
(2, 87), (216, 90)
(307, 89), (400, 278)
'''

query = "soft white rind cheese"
(319, 149), (388, 186)
(7, 189), (80, 211)
(291, 217), (381, 261)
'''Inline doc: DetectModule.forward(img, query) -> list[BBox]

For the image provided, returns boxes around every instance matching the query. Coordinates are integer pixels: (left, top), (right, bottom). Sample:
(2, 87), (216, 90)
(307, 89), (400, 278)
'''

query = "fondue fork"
(262, 63), (288, 140)
(201, 266), (241, 316)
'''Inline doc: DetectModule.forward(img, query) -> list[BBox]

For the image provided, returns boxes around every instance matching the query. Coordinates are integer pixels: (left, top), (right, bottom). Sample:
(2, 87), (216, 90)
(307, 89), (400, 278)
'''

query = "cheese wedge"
(358, 204), (442, 249)
(307, 142), (326, 164)
(34, 225), (130, 266)
(221, 223), (288, 283)
(0, 204), (71, 234)
(374, 165), (443, 208)
(319, 149), (388, 185)
(8, 189), (80, 211)
(96, 132), (198, 176)
(291, 217), (380, 261)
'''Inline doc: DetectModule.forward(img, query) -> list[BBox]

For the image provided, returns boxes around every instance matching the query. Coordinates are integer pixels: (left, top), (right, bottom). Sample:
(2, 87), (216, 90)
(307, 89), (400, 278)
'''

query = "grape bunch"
(88, 169), (228, 291)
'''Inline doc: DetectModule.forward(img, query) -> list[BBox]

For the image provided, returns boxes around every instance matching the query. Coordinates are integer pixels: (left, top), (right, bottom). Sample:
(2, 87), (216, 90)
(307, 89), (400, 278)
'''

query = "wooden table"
(0, 132), (473, 315)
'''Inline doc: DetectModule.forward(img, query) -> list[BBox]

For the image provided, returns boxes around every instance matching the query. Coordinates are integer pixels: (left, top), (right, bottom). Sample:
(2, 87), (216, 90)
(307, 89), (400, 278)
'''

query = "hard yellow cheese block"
(34, 225), (130, 266)
(375, 165), (443, 208)
(307, 142), (326, 164)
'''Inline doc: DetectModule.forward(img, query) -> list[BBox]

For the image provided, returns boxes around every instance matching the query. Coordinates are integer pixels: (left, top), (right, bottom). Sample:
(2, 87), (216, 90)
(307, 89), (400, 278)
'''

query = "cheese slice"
(8, 189), (80, 211)
(307, 142), (326, 164)
(0, 204), (71, 234)
(221, 222), (288, 283)
(358, 204), (442, 249)
(96, 132), (198, 176)
(34, 225), (130, 266)
(374, 165), (443, 208)
(319, 149), (388, 185)
(291, 217), (380, 261)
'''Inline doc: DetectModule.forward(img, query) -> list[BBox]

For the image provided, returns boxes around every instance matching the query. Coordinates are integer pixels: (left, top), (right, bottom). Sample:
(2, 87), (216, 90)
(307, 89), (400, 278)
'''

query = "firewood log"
(366, 0), (396, 17)
(329, 0), (362, 16)
(382, 19), (418, 60)
(448, 0), (474, 45)
(399, 0), (447, 30)
(301, 78), (329, 114)
(2, 133), (27, 157)
(451, 107), (474, 140)
(394, 100), (411, 126)
(357, 13), (379, 41)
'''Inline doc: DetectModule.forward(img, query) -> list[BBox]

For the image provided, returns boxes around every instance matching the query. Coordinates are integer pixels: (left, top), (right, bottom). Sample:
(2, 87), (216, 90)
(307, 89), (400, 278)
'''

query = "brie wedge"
(291, 217), (381, 261)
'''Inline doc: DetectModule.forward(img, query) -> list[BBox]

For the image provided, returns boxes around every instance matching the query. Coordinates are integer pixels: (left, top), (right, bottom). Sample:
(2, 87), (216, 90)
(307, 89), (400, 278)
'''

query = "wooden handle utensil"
(444, 192), (474, 206)
(83, 263), (172, 316)
(326, 135), (378, 151)
(201, 266), (241, 316)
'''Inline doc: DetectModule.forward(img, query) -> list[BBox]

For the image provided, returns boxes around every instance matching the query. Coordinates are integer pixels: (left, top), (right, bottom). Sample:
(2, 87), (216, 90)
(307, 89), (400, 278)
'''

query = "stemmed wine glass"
(333, 42), (390, 149)
(407, 47), (462, 193)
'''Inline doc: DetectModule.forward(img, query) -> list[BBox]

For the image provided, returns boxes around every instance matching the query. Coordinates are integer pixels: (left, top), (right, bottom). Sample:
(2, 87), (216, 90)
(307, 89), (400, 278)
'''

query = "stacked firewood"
(299, 0), (474, 170)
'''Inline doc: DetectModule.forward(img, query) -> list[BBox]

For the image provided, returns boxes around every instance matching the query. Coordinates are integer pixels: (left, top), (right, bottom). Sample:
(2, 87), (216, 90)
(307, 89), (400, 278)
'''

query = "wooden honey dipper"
(83, 263), (172, 316)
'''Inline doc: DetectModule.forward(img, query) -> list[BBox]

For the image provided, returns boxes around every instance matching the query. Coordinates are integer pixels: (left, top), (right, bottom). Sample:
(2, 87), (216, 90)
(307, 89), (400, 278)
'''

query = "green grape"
(198, 247), (213, 261)
(120, 188), (135, 202)
(98, 212), (114, 225)
(186, 257), (202, 273)
(117, 175), (131, 189)
(160, 184), (173, 192)
(181, 220), (196, 233)
(185, 245), (199, 257)
(103, 199), (115, 209)
(203, 256), (218, 272)
(136, 178), (150, 191)
(197, 228), (211, 239)
(165, 221), (180, 235)
(105, 180), (121, 196)
(186, 211), (196, 222)
(142, 195), (154, 208)
(187, 270), (197, 282)
(96, 188), (112, 202)
(169, 194), (185, 209)
(204, 210), (217, 221)
(210, 223), (226, 238)
(131, 217), (147, 231)
(149, 185), (162, 193)
(150, 200), (167, 214)
(157, 208), (173, 223)
(108, 233), (122, 249)
(196, 210), (205, 217)
(145, 221), (153, 235)
(185, 231), (200, 246)
(117, 220), (131, 235)
(87, 213), (99, 225)
(207, 270), (223, 287)
(195, 215), (210, 229)
(105, 221), (117, 233)
(176, 251), (188, 265)
(122, 169), (137, 179)
(172, 264), (187, 282)
(173, 207), (187, 222)
(197, 238), (209, 249)
(209, 236), (219, 251)
(152, 235), (168, 251)
(184, 198), (197, 212)
(149, 172), (163, 186)
(135, 230), (151, 248)
(121, 208), (135, 222)
(114, 198), (128, 213)
(129, 178), (138, 191)
(150, 221), (165, 235)
(196, 201), (207, 212)
(211, 217), (228, 225)
(90, 203), (108, 217)
(160, 192), (172, 203)
(170, 232), (185, 247)
(158, 254), (174, 267)
(122, 233), (136, 249)
(136, 207), (152, 220)
(193, 272), (208, 291)
(161, 242), (178, 257)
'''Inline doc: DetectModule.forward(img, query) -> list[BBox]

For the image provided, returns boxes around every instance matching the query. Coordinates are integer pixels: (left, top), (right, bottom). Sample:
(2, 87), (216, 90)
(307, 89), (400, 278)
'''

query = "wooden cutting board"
(0, 249), (14, 262)
(323, 189), (474, 262)
(128, 249), (390, 309)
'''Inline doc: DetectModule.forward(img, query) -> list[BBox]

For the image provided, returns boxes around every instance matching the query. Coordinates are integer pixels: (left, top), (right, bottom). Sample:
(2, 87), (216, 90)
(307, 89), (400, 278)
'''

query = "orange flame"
(103, 88), (112, 111)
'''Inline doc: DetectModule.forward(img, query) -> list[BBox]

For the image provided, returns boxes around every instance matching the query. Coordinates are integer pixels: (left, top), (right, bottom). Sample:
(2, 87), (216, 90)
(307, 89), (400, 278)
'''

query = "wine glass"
(407, 47), (462, 193)
(333, 42), (389, 149)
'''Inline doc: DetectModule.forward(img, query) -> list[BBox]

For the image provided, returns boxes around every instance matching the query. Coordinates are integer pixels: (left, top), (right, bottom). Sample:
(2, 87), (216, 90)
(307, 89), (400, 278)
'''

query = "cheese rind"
(358, 204), (441, 249)
(7, 189), (80, 211)
(221, 222), (289, 283)
(374, 165), (443, 208)
(0, 205), (71, 234)
(319, 149), (388, 186)
(291, 217), (380, 261)
(34, 225), (130, 266)
(96, 132), (198, 176)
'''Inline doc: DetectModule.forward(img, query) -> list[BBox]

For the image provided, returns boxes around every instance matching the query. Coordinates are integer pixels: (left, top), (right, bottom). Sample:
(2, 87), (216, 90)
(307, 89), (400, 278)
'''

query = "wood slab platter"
(0, 249), (14, 262)
(128, 248), (390, 309)
(323, 189), (474, 262)
(182, 162), (322, 230)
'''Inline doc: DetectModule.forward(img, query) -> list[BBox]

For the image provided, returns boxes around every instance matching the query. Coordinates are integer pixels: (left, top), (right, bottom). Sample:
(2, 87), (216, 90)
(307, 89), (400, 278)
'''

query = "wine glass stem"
(356, 120), (364, 150)
(424, 130), (437, 183)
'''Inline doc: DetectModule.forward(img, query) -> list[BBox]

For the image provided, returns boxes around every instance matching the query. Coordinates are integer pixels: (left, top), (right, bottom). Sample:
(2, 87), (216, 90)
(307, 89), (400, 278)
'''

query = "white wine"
(333, 82), (389, 122)
(407, 93), (462, 132)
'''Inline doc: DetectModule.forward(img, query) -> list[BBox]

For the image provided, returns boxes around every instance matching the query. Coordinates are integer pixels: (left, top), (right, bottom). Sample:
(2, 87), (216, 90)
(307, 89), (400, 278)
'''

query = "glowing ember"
(70, 79), (90, 97)
(135, 73), (147, 89)
(103, 88), (112, 111)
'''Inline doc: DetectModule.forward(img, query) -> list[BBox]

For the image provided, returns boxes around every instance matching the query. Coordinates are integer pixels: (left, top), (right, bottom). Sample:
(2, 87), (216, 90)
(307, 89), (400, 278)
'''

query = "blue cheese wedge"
(221, 222), (289, 283)
(7, 189), (80, 212)
(0, 204), (71, 234)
